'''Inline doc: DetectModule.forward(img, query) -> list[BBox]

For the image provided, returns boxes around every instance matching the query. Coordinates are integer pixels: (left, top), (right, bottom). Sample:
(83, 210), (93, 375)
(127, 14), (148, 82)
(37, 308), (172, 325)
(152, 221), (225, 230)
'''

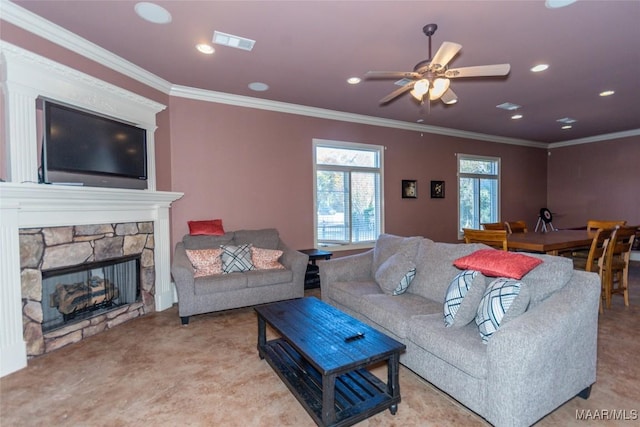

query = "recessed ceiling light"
(511, 114), (523, 120)
(196, 44), (214, 54)
(561, 125), (573, 130)
(416, 118), (424, 123)
(248, 82), (269, 92)
(599, 90), (615, 97)
(134, 2), (172, 24)
(557, 117), (577, 124)
(530, 64), (549, 72)
(347, 77), (361, 85)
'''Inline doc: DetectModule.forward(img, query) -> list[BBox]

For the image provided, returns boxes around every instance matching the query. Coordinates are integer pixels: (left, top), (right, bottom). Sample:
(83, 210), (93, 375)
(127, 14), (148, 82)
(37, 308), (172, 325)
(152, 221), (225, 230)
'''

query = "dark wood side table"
(299, 249), (333, 290)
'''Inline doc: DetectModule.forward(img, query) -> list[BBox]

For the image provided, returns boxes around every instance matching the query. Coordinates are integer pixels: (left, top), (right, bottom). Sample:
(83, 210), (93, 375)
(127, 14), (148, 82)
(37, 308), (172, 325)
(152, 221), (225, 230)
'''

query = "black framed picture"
(402, 180), (417, 199)
(431, 180), (445, 198)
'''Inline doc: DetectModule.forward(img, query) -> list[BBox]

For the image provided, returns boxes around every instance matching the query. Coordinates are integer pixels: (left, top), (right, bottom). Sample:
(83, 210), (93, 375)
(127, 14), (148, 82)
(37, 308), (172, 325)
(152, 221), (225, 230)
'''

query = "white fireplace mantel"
(0, 42), (184, 377)
(0, 183), (183, 377)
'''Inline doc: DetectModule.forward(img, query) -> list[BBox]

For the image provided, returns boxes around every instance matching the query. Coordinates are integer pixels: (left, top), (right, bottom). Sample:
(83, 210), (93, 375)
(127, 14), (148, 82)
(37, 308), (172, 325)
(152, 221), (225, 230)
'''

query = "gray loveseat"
(319, 234), (600, 427)
(172, 228), (308, 324)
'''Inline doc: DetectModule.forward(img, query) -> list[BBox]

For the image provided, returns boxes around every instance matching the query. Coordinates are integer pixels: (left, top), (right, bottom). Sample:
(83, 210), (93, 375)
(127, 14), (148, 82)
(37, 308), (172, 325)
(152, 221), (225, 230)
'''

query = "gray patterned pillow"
(220, 244), (254, 273)
(374, 253), (417, 295)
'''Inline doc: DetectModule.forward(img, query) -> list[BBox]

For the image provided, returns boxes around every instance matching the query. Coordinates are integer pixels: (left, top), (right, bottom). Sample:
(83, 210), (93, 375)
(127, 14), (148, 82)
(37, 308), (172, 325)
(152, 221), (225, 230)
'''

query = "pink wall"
(548, 136), (640, 228)
(0, 21), (173, 191)
(168, 97), (548, 248)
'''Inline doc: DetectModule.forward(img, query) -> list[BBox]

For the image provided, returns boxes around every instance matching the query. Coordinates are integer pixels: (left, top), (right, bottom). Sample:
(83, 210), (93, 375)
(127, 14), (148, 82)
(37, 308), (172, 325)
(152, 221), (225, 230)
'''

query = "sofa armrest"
(485, 270), (600, 427)
(318, 250), (374, 298)
(278, 241), (309, 288)
(171, 242), (196, 302)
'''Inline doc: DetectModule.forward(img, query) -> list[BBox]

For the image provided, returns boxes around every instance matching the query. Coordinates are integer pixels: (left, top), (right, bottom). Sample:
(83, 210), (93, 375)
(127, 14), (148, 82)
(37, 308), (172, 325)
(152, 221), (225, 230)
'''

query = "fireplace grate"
(41, 255), (141, 332)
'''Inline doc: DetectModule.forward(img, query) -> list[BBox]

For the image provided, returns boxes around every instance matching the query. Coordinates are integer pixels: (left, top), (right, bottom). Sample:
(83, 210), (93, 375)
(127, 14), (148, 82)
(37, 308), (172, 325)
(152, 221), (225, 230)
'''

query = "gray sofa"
(171, 228), (308, 324)
(319, 234), (600, 427)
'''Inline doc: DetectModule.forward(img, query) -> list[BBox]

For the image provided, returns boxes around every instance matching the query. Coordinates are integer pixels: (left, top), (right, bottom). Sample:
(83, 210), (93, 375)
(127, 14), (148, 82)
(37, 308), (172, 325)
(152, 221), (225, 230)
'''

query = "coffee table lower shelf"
(260, 338), (398, 427)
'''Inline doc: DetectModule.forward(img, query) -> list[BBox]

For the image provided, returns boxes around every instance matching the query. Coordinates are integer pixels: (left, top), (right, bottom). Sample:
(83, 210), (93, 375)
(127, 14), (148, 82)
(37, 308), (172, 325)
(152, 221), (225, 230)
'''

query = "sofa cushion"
(329, 281), (383, 313)
(221, 244), (255, 273)
(453, 249), (543, 280)
(475, 278), (530, 342)
(246, 269), (293, 287)
(374, 253), (416, 295)
(234, 228), (280, 250)
(409, 314), (488, 379)
(518, 253), (574, 306)
(182, 232), (234, 250)
(194, 273), (248, 295)
(360, 293), (442, 338)
(444, 270), (487, 328)
(371, 234), (422, 275)
(409, 241), (487, 303)
(187, 219), (225, 236)
(185, 248), (223, 277)
(251, 247), (285, 270)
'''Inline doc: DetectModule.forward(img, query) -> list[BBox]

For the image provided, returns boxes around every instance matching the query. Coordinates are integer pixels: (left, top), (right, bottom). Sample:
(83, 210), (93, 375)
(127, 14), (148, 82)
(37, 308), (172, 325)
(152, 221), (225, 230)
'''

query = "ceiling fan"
(365, 24), (511, 106)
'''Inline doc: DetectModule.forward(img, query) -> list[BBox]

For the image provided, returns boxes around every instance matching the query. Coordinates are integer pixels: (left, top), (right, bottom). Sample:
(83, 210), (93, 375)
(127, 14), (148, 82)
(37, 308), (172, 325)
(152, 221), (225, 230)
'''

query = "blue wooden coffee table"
(255, 297), (406, 427)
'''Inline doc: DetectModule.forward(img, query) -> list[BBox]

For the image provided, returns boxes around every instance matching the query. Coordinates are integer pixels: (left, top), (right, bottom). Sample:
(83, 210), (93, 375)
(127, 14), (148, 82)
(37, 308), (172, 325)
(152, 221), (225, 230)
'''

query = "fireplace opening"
(41, 255), (141, 333)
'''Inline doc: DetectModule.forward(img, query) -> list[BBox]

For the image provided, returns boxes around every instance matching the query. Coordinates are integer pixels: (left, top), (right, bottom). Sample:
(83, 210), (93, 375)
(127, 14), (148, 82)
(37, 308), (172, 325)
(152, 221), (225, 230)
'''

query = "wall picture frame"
(402, 180), (417, 199)
(431, 180), (445, 198)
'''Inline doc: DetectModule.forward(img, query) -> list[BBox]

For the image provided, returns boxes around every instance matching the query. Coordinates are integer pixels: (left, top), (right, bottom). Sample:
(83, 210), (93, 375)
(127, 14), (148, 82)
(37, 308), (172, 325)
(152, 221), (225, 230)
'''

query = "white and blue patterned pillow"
(444, 270), (479, 327)
(393, 268), (417, 295)
(475, 278), (527, 342)
(220, 244), (254, 273)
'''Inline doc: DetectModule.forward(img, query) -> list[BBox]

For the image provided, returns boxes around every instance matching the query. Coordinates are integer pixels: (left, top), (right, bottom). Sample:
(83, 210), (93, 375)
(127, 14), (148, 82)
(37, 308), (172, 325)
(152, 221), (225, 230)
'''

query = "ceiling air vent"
(496, 102), (521, 111)
(213, 31), (255, 51)
(556, 117), (577, 124)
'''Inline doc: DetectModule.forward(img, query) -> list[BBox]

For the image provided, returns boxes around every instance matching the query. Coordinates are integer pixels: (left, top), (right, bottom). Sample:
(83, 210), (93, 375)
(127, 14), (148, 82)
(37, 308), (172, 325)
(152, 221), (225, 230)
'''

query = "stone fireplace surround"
(21, 222), (155, 357)
(1, 42), (183, 376)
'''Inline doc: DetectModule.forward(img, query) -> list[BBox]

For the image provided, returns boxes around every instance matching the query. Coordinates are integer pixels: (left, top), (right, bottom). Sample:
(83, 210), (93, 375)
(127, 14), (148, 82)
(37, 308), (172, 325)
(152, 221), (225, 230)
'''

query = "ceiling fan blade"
(445, 64), (511, 78)
(429, 42), (462, 70)
(365, 71), (421, 80)
(440, 88), (458, 105)
(379, 81), (415, 104)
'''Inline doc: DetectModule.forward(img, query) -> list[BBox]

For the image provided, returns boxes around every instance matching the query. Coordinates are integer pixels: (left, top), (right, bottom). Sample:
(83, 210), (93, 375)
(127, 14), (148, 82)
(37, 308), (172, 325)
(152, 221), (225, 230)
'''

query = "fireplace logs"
(50, 277), (120, 319)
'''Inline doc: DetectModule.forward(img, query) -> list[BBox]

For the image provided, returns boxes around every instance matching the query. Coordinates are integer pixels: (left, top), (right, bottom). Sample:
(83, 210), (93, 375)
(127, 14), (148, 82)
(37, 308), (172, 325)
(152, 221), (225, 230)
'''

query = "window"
(313, 139), (384, 249)
(458, 154), (500, 236)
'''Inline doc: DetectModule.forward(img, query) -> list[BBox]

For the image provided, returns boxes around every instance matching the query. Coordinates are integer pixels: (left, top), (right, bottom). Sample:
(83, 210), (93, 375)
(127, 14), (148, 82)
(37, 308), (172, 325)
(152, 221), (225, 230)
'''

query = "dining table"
(507, 230), (594, 256)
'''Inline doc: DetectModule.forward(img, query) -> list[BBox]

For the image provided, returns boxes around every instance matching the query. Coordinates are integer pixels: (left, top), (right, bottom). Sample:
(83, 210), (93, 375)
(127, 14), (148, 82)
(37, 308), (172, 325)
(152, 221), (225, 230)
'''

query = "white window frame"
(457, 153), (501, 239)
(312, 139), (384, 251)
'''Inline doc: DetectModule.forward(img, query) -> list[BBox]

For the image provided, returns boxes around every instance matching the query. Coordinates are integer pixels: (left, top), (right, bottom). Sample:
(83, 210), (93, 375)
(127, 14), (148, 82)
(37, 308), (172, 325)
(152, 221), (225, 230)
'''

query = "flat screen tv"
(42, 100), (148, 189)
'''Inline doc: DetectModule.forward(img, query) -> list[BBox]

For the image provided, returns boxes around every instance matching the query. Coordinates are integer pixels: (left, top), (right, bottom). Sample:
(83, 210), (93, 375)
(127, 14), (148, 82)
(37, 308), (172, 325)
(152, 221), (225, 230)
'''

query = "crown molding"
(0, 0), (172, 94)
(547, 129), (640, 149)
(170, 85), (547, 148)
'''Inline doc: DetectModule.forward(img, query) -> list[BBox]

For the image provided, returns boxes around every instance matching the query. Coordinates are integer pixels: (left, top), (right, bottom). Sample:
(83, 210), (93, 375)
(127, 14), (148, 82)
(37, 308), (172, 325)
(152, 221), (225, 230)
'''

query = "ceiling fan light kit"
(366, 23), (511, 107)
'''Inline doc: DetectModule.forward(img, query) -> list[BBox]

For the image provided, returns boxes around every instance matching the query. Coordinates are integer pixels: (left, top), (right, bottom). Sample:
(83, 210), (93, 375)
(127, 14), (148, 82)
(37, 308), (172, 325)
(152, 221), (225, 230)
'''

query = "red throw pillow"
(453, 249), (543, 280)
(187, 219), (225, 236)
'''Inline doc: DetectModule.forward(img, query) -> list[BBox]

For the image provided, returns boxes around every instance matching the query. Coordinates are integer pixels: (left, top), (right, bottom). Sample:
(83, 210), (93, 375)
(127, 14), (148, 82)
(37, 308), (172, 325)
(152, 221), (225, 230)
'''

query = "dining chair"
(482, 222), (506, 231)
(586, 219), (627, 232)
(571, 219), (628, 259)
(601, 226), (636, 310)
(505, 220), (528, 234)
(463, 228), (508, 251)
(573, 227), (615, 272)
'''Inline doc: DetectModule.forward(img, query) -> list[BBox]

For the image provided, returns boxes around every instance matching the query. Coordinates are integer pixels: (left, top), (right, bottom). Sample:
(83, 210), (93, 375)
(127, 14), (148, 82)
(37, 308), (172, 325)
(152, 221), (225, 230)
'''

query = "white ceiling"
(5, 0), (640, 144)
